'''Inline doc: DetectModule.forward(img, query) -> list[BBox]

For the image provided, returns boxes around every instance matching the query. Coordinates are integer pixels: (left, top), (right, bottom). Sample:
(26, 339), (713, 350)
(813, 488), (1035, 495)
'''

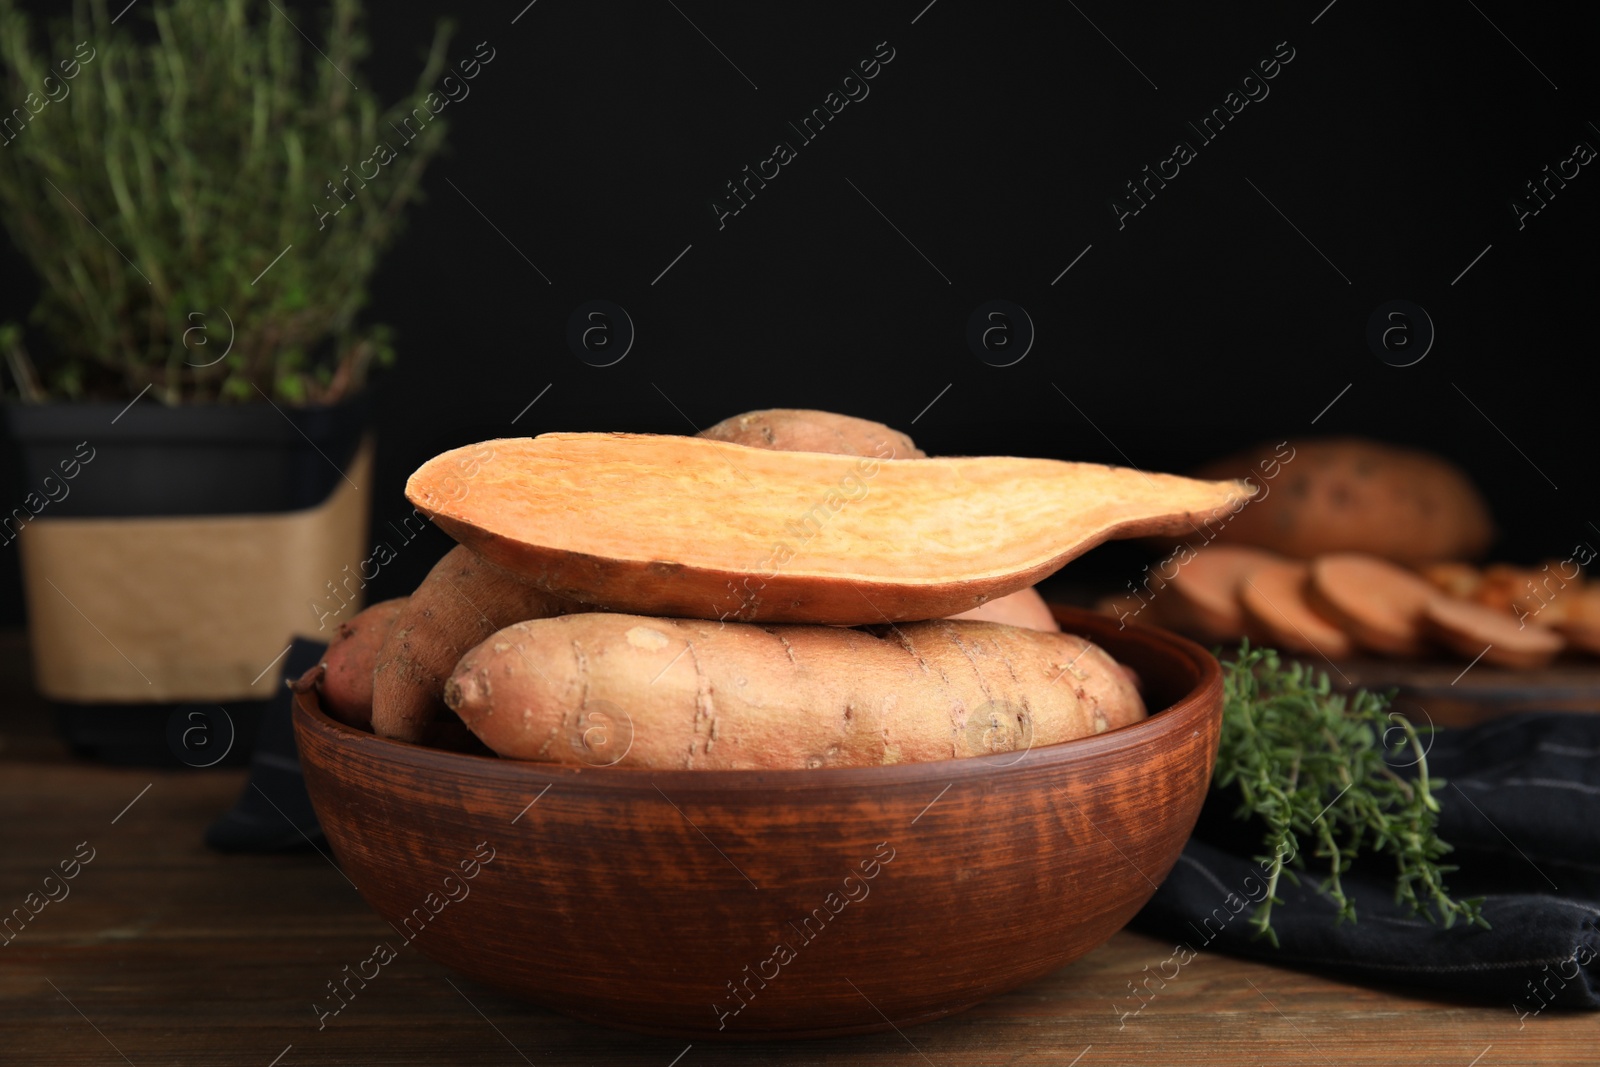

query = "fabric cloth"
(1133, 712), (1600, 1011)
(204, 638), (327, 852)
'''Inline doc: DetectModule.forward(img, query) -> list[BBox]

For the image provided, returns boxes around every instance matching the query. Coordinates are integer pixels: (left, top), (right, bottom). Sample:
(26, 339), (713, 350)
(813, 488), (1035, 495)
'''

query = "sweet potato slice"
(444, 614), (1145, 770)
(1422, 595), (1564, 669)
(1422, 562), (1483, 600)
(1160, 545), (1280, 643)
(1307, 553), (1437, 657)
(407, 433), (1254, 625)
(1547, 588), (1600, 657)
(1237, 558), (1354, 661)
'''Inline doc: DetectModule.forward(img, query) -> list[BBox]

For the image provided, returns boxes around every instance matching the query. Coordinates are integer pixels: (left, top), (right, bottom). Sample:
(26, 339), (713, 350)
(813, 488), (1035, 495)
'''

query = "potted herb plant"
(0, 0), (451, 762)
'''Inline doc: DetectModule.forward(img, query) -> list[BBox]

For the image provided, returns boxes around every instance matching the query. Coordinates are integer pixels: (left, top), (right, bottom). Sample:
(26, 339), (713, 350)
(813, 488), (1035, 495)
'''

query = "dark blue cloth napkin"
(204, 638), (328, 852)
(1133, 712), (1600, 1011)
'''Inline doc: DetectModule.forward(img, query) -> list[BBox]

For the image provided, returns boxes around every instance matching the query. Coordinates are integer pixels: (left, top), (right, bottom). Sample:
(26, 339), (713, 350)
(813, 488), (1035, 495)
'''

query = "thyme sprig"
(1214, 643), (1488, 946)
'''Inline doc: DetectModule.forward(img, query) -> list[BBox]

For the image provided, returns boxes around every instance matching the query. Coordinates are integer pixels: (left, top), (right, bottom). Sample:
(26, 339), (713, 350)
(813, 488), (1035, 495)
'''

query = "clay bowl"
(293, 605), (1222, 1040)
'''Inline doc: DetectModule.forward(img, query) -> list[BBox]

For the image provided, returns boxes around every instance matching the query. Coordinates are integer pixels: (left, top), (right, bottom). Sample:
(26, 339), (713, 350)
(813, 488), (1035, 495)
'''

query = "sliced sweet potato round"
(1551, 588), (1600, 656)
(1421, 561), (1482, 600)
(1306, 553), (1437, 657)
(1422, 595), (1565, 669)
(1160, 545), (1280, 643)
(1237, 558), (1354, 661)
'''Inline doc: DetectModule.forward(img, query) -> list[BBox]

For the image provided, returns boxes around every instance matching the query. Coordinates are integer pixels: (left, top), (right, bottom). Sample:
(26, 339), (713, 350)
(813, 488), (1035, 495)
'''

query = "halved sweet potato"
(704, 409), (1055, 631)
(407, 433), (1254, 625)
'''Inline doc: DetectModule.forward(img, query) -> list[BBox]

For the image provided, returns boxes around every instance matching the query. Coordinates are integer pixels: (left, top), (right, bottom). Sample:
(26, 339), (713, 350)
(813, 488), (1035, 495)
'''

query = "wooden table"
(1, 638), (1592, 1066)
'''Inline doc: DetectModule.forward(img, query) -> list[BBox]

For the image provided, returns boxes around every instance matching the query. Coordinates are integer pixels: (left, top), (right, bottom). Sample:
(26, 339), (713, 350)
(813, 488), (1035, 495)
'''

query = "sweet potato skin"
(699, 408), (926, 459)
(1194, 438), (1494, 566)
(949, 589), (1060, 631)
(444, 614), (1145, 770)
(370, 545), (590, 743)
(318, 598), (408, 729)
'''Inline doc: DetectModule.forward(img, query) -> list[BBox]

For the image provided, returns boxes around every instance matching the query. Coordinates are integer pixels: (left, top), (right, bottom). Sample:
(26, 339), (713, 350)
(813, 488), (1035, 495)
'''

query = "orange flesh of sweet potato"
(1160, 545), (1280, 643)
(407, 433), (1254, 625)
(1553, 589), (1600, 655)
(1307, 553), (1437, 657)
(444, 614), (1145, 770)
(369, 545), (592, 743)
(314, 597), (408, 729)
(1237, 558), (1354, 661)
(1422, 562), (1483, 600)
(1422, 594), (1564, 669)
(704, 410), (1057, 632)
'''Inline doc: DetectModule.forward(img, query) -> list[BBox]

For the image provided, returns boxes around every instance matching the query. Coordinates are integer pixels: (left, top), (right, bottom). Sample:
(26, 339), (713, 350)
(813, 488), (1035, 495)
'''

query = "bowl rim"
(293, 605), (1222, 794)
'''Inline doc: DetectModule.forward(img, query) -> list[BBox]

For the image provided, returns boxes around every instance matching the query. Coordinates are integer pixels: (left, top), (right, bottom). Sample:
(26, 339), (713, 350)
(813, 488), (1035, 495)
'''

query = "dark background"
(2, 0), (1595, 623)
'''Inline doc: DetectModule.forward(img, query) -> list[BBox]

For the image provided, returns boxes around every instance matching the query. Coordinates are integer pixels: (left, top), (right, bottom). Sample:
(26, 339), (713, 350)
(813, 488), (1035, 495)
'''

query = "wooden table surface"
(1, 636), (1593, 1066)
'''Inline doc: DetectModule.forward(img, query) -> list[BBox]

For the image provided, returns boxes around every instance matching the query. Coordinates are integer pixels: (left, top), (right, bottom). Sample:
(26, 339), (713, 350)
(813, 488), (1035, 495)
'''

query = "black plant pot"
(3, 392), (371, 767)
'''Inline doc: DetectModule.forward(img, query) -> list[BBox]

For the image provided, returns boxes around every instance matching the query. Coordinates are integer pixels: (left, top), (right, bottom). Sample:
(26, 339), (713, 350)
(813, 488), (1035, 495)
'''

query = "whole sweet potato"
(1193, 438), (1494, 566)
(370, 545), (592, 743)
(445, 613), (1146, 770)
(698, 408), (925, 459)
(315, 598), (407, 730)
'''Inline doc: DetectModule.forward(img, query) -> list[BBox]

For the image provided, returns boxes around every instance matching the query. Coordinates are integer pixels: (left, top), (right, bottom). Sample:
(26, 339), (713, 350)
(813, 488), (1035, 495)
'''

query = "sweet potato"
(698, 408), (925, 459)
(318, 597), (408, 729)
(1421, 562), (1482, 600)
(1474, 562), (1584, 625)
(1551, 588), (1600, 656)
(1422, 595), (1564, 669)
(1307, 553), (1438, 657)
(706, 409), (1056, 632)
(370, 545), (593, 743)
(408, 433), (1254, 625)
(1193, 438), (1494, 566)
(1160, 545), (1280, 643)
(1237, 558), (1354, 661)
(949, 590), (1060, 631)
(444, 614), (1146, 770)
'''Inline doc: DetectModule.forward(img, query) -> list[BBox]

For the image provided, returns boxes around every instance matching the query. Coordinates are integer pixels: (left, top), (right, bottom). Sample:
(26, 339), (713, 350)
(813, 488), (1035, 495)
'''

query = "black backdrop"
(1, 0), (1596, 625)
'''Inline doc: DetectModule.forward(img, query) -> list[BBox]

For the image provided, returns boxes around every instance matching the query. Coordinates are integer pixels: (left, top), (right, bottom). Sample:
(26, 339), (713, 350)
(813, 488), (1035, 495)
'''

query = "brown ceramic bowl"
(293, 605), (1222, 1040)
